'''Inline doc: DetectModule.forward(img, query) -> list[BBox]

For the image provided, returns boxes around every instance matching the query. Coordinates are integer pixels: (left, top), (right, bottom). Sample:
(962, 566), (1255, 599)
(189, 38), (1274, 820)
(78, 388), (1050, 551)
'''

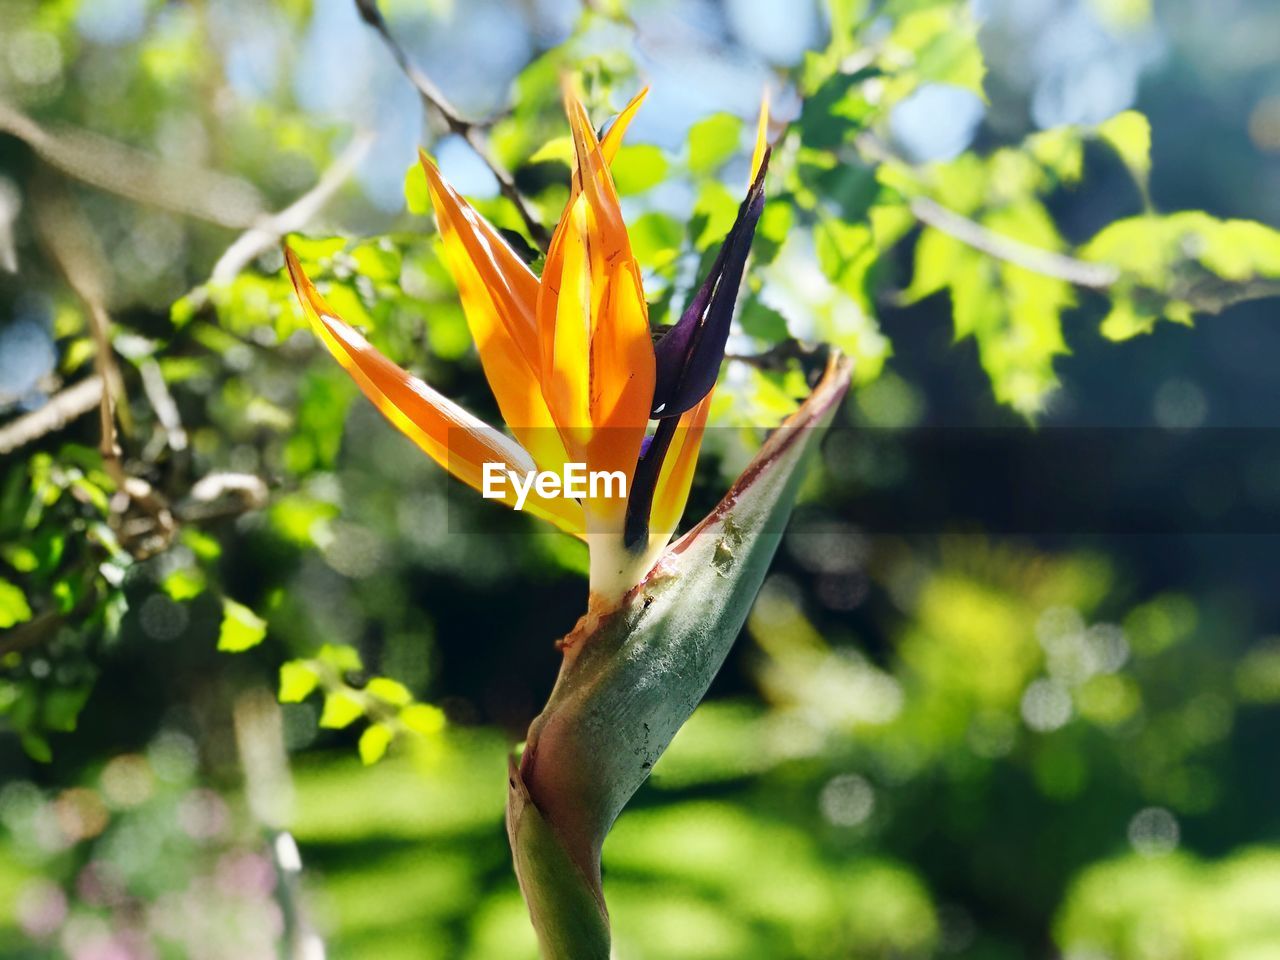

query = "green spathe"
(507, 353), (852, 958)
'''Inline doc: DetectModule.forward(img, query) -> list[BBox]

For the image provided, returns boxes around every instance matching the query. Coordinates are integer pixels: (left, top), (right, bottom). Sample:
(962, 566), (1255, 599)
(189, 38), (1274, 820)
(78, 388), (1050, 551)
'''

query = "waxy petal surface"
(420, 152), (571, 473)
(650, 150), (769, 419)
(537, 91), (656, 524)
(599, 88), (648, 165)
(285, 247), (586, 537)
(649, 392), (714, 543)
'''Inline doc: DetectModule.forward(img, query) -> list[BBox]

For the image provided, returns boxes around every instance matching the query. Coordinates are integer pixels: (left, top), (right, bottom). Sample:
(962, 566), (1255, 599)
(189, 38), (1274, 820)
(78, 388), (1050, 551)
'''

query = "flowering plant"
(286, 84), (850, 957)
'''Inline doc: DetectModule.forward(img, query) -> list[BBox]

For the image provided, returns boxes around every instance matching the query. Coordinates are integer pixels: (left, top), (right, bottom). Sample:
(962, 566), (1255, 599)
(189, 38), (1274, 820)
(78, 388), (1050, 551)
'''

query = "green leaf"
(269, 493), (340, 546)
(691, 180), (739, 249)
(1197, 219), (1280, 280)
(1097, 110), (1151, 182)
(529, 135), (574, 165)
(687, 113), (743, 175)
(815, 219), (874, 289)
(42, 685), (91, 733)
(908, 202), (1072, 417)
(403, 161), (430, 216)
(181, 527), (221, 562)
(1027, 127), (1085, 184)
(799, 70), (877, 149)
(609, 144), (668, 196)
(21, 733), (52, 764)
(162, 567), (205, 602)
(0, 545), (38, 573)
(903, 226), (961, 304)
(1099, 296), (1161, 341)
(279, 661), (321, 703)
(319, 690), (364, 729)
(885, 8), (987, 100)
(351, 242), (401, 282)
(0, 579), (32, 629)
(754, 198), (794, 265)
(401, 703), (446, 736)
(628, 212), (683, 271)
(739, 300), (790, 342)
(358, 722), (394, 765)
(1082, 211), (1280, 332)
(316, 643), (363, 673)
(366, 677), (412, 707)
(217, 598), (267, 652)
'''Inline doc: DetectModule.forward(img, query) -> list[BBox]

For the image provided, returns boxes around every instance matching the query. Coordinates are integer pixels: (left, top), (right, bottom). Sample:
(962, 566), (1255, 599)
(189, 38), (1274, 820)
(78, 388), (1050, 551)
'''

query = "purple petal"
(650, 149), (771, 419)
(624, 417), (678, 549)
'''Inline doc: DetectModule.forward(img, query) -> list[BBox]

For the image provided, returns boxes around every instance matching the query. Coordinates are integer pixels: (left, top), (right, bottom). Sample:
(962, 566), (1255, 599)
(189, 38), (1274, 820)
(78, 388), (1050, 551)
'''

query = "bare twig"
(0, 98), (264, 228)
(210, 131), (376, 285)
(726, 337), (829, 376)
(0, 176), (20, 273)
(31, 173), (177, 554)
(0, 376), (103, 455)
(139, 358), (188, 455)
(30, 173), (124, 467)
(0, 610), (68, 657)
(854, 134), (1280, 313)
(233, 689), (326, 960)
(852, 131), (1120, 290)
(0, 587), (98, 657)
(176, 472), (269, 523)
(908, 196), (1121, 290)
(1167, 272), (1280, 315)
(353, 0), (551, 251)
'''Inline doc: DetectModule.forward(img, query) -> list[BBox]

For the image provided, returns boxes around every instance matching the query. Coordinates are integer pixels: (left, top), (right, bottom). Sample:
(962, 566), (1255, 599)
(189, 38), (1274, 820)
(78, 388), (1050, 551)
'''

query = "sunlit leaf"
(317, 643), (364, 673)
(0, 579), (32, 628)
(217, 598), (267, 652)
(366, 677), (412, 707)
(609, 144), (667, 195)
(688, 113), (744, 175)
(1097, 110), (1152, 182)
(359, 722), (395, 764)
(320, 690), (365, 730)
(401, 703), (446, 736)
(404, 161), (430, 216)
(280, 661), (321, 703)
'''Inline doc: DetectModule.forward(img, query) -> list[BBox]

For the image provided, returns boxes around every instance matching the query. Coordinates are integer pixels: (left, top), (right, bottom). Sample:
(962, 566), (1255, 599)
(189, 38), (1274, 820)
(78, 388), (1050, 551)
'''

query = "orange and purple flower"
(285, 86), (772, 602)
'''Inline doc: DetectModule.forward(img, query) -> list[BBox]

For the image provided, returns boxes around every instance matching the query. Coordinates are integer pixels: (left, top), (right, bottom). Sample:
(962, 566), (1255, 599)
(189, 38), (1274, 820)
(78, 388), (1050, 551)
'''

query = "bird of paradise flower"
(284, 85), (775, 604)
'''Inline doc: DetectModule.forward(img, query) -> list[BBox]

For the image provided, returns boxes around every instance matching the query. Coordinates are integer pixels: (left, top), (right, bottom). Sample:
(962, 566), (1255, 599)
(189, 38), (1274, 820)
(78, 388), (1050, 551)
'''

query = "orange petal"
(537, 90), (656, 525)
(649, 391), (713, 543)
(419, 152), (570, 473)
(599, 87), (649, 165)
(542, 195), (594, 451)
(285, 246), (585, 537)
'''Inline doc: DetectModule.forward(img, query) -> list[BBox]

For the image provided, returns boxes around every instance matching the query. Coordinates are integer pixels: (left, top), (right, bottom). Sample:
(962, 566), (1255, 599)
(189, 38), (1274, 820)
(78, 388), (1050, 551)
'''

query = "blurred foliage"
(0, 731), (284, 960)
(2, 0), (1280, 957)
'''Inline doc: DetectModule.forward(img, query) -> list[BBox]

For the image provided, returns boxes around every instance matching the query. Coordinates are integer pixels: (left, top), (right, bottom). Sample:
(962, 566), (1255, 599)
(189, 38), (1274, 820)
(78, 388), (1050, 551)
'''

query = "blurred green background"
(2, 0), (1280, 957)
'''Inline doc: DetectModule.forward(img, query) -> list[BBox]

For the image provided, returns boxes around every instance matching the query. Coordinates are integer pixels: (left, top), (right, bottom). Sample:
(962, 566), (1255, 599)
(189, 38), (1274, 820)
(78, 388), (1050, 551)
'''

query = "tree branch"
(852, 132), (1121, 291)
(0, 376), (103, 455)
(353, 0), (552, 251)
(31, 172), (177, 556)
(726, 338), (830, 378)
(210, 131), (376, 285)
(0, 97), (264, 228)
(908, 196), (1121, 290)
(30, 174), (124, 467)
